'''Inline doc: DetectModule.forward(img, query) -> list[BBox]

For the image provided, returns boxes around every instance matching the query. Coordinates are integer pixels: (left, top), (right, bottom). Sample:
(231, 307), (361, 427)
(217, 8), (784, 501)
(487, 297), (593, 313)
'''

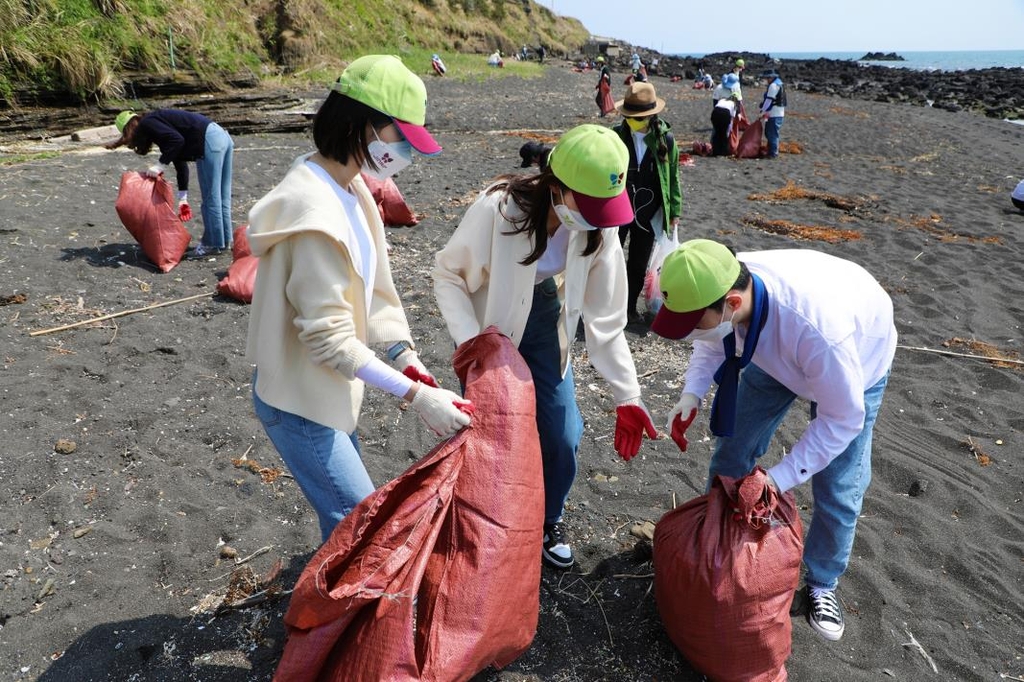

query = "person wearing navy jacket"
(107, 109), (234, 257)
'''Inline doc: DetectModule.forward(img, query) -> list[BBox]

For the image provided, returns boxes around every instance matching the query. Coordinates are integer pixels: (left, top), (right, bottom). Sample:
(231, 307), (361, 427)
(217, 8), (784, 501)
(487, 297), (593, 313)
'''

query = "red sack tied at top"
(654, 467), (804, 682)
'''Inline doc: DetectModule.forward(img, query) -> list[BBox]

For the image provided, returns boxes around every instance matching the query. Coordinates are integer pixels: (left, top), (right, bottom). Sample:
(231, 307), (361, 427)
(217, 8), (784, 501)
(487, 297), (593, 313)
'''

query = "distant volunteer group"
(109, 54), (898, 646)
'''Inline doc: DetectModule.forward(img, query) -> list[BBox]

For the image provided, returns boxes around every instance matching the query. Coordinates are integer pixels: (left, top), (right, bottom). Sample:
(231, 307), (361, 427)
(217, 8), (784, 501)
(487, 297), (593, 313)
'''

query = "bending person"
(651, 238), (896, 643)
(108, 109), (233, 257)
(433, 124), (657, 569)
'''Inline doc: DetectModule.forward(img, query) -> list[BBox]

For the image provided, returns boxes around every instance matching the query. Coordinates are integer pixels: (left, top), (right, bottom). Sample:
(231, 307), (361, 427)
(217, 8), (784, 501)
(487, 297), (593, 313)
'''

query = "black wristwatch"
(386, 340), (413, 362)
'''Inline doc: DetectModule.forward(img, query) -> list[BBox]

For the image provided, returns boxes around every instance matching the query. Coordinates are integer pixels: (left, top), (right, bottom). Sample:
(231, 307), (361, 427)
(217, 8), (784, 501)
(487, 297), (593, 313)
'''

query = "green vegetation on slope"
(0, 0), (591, 104)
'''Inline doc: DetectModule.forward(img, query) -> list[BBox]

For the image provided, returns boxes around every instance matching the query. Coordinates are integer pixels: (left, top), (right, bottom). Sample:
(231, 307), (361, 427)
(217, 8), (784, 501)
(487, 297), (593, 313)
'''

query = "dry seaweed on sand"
(747, 180), (866, 212)
(943, 337), (1023, 370)
(740, 214), (862, 243)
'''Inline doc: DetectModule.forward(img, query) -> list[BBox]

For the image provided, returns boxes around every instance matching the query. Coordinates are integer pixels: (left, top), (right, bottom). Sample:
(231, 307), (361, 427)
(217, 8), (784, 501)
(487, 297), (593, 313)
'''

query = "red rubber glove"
(667, 393), (701, 452)
(394, 350), (440, 388)
(402, 364), (439, 388)
(178, 202), (193, 222)
(614, 400), (657, 461)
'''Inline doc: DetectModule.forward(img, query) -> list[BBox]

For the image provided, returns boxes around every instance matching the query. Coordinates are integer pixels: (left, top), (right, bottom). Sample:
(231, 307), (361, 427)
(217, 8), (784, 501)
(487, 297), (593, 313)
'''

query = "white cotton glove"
(144, 163), (167, 178)
(393, 350), (439, 388)
(666, 392), (701, 452)
(410, 385), (473, 437)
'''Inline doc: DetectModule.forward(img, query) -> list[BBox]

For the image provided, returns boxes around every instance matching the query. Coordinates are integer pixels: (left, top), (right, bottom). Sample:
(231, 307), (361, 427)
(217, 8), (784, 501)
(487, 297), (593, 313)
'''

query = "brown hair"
(488, 168), (602, 265)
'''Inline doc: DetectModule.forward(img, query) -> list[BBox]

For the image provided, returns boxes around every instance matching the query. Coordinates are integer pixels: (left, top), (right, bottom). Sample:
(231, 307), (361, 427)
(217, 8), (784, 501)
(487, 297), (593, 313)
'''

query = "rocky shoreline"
(630, 51), (1024, 121)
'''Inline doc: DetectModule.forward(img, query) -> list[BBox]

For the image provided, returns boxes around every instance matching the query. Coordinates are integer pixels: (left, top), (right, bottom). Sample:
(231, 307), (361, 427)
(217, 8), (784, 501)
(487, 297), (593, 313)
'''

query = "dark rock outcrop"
(860, 52), (906, 61)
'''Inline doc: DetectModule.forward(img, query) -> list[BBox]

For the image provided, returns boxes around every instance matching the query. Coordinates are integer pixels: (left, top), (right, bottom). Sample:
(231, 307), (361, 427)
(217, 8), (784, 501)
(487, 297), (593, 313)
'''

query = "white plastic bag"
(643, 223), (680, 314)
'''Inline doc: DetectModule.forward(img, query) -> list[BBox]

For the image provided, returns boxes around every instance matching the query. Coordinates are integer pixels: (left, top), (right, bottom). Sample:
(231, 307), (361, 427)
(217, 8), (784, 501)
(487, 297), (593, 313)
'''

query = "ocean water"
(765, 50), (1024, 72)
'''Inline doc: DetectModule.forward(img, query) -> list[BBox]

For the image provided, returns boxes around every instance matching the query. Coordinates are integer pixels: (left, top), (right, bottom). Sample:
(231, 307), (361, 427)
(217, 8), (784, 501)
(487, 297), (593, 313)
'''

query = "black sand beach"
(1, 64), (1022, 681)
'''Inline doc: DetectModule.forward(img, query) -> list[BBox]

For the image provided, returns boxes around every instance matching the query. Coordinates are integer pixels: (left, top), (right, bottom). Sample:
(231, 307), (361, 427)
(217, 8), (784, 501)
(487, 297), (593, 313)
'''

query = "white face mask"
(552, 188), (599, 231)
(684, 304), (735, 343)
(361, 128), (413, 180)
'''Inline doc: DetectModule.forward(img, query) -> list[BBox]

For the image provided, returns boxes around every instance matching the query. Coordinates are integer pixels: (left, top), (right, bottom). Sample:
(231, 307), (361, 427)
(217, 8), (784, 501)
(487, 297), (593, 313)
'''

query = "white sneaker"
(541, 522), (574, 569)
(807, 586), (845, 641)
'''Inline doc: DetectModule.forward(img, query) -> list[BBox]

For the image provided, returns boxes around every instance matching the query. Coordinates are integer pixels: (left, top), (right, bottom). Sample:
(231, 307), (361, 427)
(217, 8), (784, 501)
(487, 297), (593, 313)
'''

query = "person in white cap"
(1012, 178), (1024, 211)
(245, 55), (472, 544)
(433, 124), (658, 569)
(651, 238), (897, 643)
(758, 70), (787, 158)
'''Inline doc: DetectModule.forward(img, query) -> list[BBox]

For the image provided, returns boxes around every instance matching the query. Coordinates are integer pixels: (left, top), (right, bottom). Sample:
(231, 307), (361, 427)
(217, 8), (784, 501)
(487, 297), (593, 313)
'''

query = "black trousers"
(618, 221), (656, 314)
(711, 107), (734, 156)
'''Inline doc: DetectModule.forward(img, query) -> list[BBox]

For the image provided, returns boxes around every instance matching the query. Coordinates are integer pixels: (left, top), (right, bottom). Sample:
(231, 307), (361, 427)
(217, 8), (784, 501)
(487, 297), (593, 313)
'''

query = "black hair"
(486, 168), (602, 265)
(707, 259), (752, 311)
(312, 89), (394, 169)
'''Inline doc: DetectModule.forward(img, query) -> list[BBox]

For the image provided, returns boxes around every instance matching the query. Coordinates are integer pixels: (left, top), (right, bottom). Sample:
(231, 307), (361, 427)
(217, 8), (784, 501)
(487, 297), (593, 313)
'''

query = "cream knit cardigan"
(433, 188), (642, 404)
(246, 154), (412, 433)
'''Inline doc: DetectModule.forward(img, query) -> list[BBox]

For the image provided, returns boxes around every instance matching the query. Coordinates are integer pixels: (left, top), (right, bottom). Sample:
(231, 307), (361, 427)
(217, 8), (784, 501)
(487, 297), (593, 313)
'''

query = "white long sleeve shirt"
(760, 79), (785, 118)
(682, 249), (897, 492)
(1012, 179), (1024, 201)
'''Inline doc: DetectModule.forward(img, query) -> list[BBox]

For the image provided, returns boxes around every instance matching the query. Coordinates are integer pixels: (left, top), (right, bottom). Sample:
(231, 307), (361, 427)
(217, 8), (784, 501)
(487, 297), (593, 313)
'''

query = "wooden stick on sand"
(29, 292), (215, 337)
(896, 344), (1024, 367)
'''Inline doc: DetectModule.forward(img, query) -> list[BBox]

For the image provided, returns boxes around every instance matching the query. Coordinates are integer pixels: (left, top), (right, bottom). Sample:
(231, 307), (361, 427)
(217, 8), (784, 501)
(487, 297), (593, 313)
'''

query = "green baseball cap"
(115, 110), (137, 133)
(547, 124), (632, 228)
(651, 239), (741, 340)
(330, 54), (440, 155)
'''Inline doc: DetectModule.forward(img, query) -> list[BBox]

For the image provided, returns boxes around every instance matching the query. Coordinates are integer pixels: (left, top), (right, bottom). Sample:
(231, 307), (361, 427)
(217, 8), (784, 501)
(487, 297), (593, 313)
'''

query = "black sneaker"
(542, 522), (574, 569)
(807, 586), (845, 641)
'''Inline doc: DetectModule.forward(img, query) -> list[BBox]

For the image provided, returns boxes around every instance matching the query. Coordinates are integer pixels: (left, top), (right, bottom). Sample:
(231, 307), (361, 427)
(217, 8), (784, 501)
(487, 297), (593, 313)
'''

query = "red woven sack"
(360, 173), (419, 226)
(596, 79), (616, 116)
(736, 117), (765, 159)
(274, 327), (544, 682)
(728, 110), (749, 157)
(216, 225), (258, 303)
(114, 172), (191, 272)
(691, 141), (713, 157)
(653, 467), (803, 682)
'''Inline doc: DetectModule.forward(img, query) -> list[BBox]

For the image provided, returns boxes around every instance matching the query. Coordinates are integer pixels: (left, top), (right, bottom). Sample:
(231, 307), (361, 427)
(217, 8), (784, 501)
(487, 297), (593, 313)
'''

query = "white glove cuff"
(176, 190), (188, 203)
(392, 349), (419, 372)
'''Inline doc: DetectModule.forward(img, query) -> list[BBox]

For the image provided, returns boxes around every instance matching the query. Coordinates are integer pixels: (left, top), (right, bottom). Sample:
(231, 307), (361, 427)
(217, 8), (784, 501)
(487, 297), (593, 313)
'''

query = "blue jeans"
(517, 278), (584, 524)
(253, 382), (373, 543)
(708, 363), (889, 590)
(764, 116), (783, 157)
(195, 123), (234, 249)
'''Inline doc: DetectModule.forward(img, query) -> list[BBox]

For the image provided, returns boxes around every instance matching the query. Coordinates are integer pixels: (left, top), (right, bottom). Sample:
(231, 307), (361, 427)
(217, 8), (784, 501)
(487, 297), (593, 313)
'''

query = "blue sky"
(545, 0), (1024, 55)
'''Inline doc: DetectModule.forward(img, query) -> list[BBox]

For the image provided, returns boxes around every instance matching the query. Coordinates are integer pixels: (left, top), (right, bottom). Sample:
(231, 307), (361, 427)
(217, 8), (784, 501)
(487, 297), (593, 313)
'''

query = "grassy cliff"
(0, 0), (592, 104)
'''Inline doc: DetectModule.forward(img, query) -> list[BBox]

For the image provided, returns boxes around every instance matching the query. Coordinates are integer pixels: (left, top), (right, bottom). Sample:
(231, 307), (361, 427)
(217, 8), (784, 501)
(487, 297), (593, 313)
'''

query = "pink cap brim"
(651, 306), (706, 340)
(572, 189), (634, 228)
(393, 119), (442, 155)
